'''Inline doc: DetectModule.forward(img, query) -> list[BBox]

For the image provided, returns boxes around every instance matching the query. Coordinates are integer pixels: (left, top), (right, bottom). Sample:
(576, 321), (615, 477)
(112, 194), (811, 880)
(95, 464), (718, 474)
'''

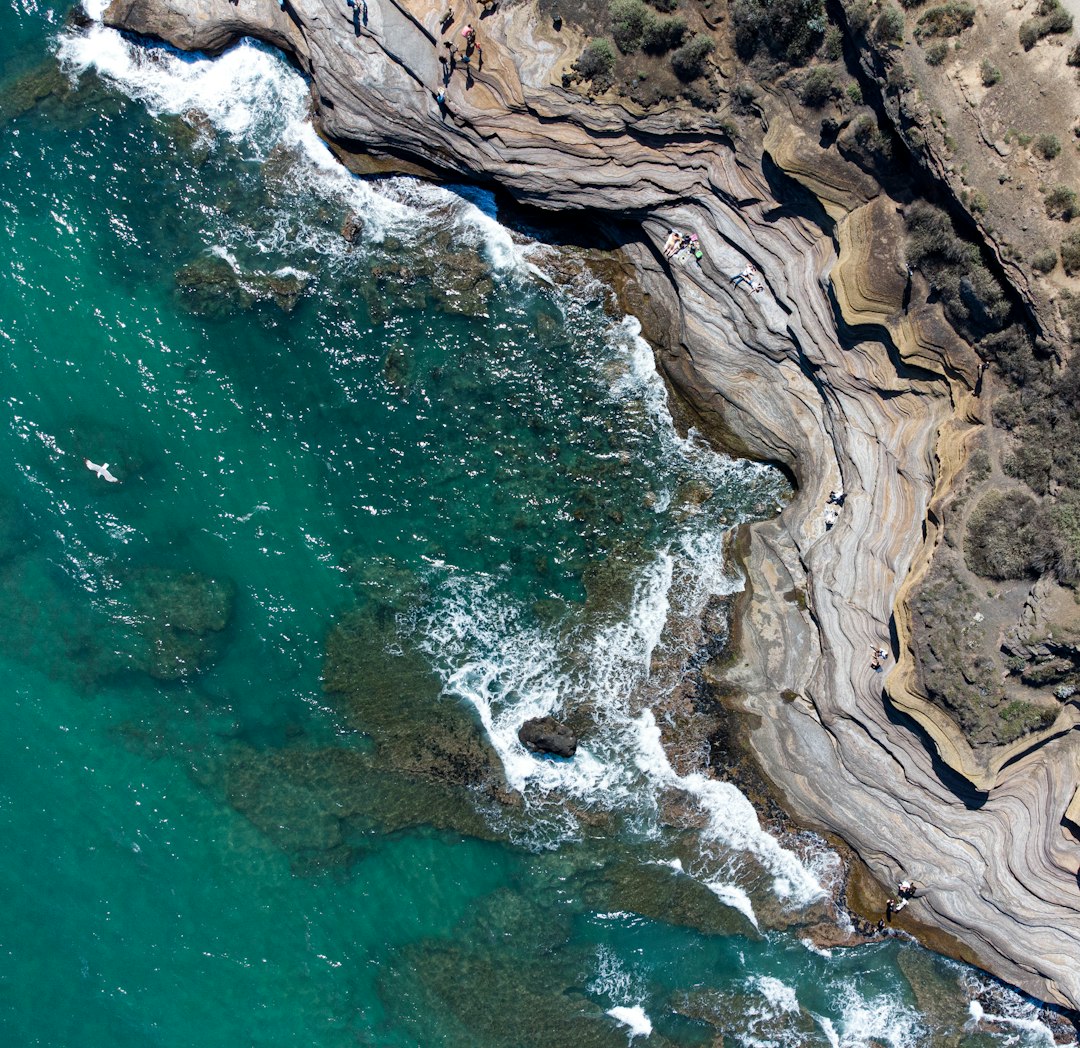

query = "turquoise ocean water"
(0, 5), (1070, 1045)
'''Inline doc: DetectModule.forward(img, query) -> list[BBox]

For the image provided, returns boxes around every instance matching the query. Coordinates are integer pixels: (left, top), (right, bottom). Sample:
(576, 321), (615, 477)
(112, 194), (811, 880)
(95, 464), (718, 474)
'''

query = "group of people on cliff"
(663, 229), (703, 265)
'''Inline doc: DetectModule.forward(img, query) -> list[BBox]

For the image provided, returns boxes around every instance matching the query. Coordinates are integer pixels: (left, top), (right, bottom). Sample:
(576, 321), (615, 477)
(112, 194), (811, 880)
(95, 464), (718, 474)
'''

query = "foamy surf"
(57, 20), (540, 278)
(968, 1000), (1057, 1045)
(421, 323), (820, 903)
(706, 880), (760, 929)
(607, 1005), (653, 1040)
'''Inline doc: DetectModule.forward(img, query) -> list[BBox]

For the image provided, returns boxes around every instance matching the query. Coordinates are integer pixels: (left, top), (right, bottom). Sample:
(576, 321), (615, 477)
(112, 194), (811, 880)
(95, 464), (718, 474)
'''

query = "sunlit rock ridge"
(101, 0), (1080, 1012)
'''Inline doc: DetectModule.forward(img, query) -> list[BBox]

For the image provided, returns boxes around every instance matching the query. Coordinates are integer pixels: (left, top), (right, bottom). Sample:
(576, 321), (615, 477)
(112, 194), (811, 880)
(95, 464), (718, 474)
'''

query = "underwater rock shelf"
(103, 0), (1080, 1012)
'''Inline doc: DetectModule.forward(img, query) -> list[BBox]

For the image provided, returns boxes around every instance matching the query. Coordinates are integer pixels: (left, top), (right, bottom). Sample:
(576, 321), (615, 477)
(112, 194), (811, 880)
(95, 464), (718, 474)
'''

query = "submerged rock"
(518, 715), (577, 757)
(341, 212), (364, 245)
(174, 255), (310, 316)
(125, 566), (237, 681)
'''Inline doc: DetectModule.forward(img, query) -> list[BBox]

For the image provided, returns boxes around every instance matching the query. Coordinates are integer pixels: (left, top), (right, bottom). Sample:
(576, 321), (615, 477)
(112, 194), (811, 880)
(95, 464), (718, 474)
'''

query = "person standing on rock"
(885, 898), (895, 923)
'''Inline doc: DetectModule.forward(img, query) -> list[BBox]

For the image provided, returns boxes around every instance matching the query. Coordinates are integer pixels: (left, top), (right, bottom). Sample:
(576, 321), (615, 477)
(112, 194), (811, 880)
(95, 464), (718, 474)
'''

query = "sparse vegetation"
(1045, 184), (1079, 221)
(909, 551), (1006, 745)
(1019, 0), (1072, 50)
(574, 38), (617, 89)
(800, 65), (836, 106)
(904, 200), (1008, 338)
(874, 5), (906, 43)
(964, 490), (1042, 579)
(1061, 231), (1080, 274)
(1032, 248), (1058, 273)
(998, 700), (1058, 742)
(979, 58), (1000, 86)
(1035, 133), (1062, 160)
(671, 33), (715, 80)
(731, 0), (826, 66)
(925, 40), (950, 64)
(914, 2), (975, 39)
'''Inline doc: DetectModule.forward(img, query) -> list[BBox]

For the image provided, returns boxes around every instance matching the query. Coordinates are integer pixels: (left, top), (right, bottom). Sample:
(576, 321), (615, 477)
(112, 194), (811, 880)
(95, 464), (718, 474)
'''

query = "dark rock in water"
(341, 212), (364, 244)
(518, 716), (577, 758)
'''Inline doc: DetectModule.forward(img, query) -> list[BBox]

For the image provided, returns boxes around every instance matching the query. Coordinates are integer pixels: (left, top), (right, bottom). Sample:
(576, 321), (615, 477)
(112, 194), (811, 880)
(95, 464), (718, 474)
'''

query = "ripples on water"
(0, 5), (1067, 1045)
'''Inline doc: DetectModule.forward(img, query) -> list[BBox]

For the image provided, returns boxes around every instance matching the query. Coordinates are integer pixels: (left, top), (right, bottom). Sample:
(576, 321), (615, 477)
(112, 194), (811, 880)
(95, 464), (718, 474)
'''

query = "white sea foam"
(57, 21), (538, 275)
(967, 998), (1057, 1046)
(706, 880), (760, 929)
(832, 983), (924, 1048)
(589, 946), (638, 1002)
(420, 322), (820, 899)
(753, 976), (801, 1015)
(607, 1005), (653, 1040)
(634, 711), (823, 906)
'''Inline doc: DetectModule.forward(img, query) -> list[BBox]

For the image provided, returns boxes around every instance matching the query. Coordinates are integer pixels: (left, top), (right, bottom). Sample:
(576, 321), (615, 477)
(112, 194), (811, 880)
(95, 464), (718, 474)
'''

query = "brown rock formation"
(101, 0), (1080, 1011)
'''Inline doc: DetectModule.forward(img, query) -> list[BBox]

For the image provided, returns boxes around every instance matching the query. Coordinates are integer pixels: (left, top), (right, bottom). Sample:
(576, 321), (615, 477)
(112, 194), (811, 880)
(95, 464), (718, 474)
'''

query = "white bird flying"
(85, 459), (120, 483)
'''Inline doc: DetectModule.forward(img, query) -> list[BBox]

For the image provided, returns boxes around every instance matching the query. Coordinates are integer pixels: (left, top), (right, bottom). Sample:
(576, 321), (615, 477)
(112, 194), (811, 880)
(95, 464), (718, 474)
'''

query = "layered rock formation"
(100, 0), (1080, 1011)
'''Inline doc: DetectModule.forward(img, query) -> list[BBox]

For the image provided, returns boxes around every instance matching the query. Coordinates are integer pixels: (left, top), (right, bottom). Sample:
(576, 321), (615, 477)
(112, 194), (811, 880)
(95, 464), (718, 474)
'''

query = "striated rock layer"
(101, 0), (1080, 1011)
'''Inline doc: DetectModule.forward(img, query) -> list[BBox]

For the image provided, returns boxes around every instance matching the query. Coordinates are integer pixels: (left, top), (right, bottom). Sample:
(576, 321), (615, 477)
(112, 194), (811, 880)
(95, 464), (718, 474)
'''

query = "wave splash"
(57, 6), (822, 910)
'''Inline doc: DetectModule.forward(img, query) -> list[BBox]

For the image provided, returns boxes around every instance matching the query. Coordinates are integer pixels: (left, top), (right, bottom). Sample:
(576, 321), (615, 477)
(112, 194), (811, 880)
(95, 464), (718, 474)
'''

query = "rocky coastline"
(99, 0), (1080, 1014)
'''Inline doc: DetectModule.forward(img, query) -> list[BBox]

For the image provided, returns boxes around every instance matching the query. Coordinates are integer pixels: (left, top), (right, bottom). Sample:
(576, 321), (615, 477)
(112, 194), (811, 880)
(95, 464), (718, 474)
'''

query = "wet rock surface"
(518, 715), (577, 757)
(102, 0), (1080, 1012)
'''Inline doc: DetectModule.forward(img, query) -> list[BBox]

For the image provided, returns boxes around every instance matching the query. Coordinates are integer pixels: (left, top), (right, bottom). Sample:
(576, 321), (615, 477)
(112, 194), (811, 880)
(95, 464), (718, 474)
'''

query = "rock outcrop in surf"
(518, 717), (578, 758)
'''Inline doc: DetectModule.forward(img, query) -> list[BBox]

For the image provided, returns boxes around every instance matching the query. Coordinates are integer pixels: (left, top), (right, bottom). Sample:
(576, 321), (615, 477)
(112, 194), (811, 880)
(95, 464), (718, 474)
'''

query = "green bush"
(964, 490), (1041, 579)
(647, 0), (678, 10)
(1061, 232), (1080, 274)
(671, 33), (715, 80)
(1020, 0), (1073, 49)
(731, 0), (826, 65)
(842, 112), (893, 166)
(998, 700), (1057, 742)
(1045, 184), (1079, 220)
(846, 0), (871, 32)
(874, 5), (906, 42)
(575, 38), (617, 86)
(915, 2), (975, 38)
(980, 58), (1000, 85)
(800, 65), (836, 106)
(610, 0), (652, 53)
(823, 24), (843, 59)
(925, 39), (950, 64)
(642, 15), (686, 53)
(905, 201), (1008, 338)
(1032, 248), (1058, 273)
(1035, 133), (1061, 160)
(846, 82), (863, 104)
